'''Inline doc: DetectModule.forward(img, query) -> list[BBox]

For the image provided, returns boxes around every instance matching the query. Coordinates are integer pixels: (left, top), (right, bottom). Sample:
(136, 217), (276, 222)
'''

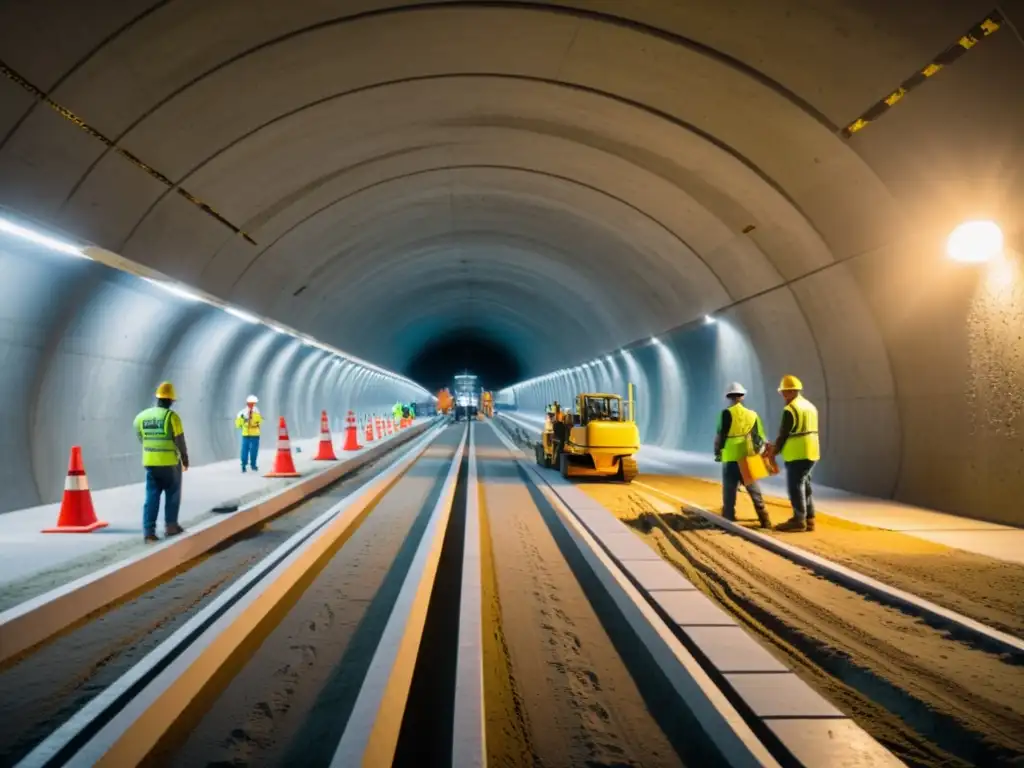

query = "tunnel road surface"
(0, 425), (432, 766)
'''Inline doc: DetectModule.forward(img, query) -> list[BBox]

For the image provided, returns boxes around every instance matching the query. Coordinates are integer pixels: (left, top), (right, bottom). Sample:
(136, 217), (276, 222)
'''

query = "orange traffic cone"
(387, 418), (394, 436)
(43, 447), (108, 533)
(375, 416), (383, 440)
(364, 416), (374, 442)
(265, 417), (301, 477)
(313, 410), (337, 461)
(342, 410), (362, 451)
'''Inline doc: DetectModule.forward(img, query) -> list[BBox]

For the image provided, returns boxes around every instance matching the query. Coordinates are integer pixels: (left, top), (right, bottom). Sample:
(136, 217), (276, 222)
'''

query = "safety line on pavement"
(0, 59), (257, 245)
(842, 9), (1005, 137)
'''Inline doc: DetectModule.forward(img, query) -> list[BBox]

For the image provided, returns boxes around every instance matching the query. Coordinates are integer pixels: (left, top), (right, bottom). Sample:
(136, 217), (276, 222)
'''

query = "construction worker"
(713, 382), (770, 528)
(235, 394), (263, 473)
(134, 381), (189, 543)
(765, 375), (820, 532)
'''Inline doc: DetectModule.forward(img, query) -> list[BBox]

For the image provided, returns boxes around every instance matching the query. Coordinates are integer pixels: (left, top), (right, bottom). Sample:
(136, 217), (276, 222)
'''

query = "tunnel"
(0, 1), (1022, 523)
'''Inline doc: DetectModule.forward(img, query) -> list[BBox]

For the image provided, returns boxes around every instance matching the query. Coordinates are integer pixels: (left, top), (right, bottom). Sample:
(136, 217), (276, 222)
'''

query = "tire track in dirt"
(597, 488), (1024, 768)
(476, 431), (684, 768)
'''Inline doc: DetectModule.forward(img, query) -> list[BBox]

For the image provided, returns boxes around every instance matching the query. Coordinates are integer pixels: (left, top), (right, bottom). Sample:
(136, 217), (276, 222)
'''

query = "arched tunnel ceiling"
(0, 0), (1021, 381)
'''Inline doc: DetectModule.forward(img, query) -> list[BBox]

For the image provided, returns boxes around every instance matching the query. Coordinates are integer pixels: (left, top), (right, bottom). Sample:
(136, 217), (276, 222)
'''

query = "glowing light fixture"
(224, 306), (260, 324)
(0, 215), (89, 258)
(146, 278), (201, 302)
(704, 314), (716, 324)
(947, 220), (1003, 263)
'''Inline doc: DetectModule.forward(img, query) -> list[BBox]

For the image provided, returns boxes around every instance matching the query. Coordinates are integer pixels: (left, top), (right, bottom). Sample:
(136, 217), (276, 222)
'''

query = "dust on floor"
(581, 483), (1024, 768)
(477, 446), (686, 768)
(633, 474), (1024, 637)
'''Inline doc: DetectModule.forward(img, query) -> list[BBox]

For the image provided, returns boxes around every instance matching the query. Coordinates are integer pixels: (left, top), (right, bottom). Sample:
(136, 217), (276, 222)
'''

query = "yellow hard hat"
(155, 381), (177, 400)
(778, 374), (803, 392)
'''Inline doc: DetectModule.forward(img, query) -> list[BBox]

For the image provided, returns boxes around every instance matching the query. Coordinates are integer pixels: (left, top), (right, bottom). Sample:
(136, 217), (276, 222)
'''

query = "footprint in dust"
(587, 702), (611, 723)
(307, 620), (317, 632)
(290, 644), (317, 665)
(224, 727), (256, 748)
(252, 701), (273, 721)
(574, 669), (602, 691)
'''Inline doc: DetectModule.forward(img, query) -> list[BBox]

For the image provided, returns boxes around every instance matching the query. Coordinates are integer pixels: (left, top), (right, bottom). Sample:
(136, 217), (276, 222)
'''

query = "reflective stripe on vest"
(138, 407), (179, 467)
(781, 396), (821, 462)
(237, 408), (261, 437)
(721, 404), (759, 462)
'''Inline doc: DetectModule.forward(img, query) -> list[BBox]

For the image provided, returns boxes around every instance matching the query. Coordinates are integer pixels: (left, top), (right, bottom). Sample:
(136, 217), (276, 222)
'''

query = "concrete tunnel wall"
(0, 238), (425, 513)
(0, 2), (1022, 526)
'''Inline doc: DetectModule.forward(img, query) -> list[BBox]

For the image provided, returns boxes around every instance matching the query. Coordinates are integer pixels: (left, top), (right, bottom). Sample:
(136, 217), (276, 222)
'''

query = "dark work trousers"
(241, 435), (260, 471)
(143, 465), (182, 535)
(722, 461), (766, 520)
(785, 459), (816, 521)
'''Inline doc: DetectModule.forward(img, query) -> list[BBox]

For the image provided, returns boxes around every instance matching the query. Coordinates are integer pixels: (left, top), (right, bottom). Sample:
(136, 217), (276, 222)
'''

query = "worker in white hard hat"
(235, 394), (263, 473)
(713, 382), (770, 528)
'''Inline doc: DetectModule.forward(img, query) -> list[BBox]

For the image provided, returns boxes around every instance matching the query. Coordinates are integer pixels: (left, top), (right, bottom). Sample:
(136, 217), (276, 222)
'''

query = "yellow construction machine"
(537, 386), (640, 483)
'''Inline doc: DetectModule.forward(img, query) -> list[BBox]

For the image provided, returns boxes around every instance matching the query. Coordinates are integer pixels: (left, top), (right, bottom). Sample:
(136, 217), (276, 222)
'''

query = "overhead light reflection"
(0, 216), (90, 258)
(146, 278), (201, 302)
(704, 315), (716, 324)
(224, 306), (260, 324)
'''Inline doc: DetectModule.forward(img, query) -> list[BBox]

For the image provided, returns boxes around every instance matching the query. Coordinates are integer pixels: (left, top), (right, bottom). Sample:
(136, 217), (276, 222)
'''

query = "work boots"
(165, 523), (185, 537)
(775, 517), (807, 532)
(756, 511), (771, 529)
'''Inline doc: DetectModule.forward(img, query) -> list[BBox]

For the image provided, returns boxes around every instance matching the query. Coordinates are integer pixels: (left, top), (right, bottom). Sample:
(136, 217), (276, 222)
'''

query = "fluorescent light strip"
(145, 278), (201, 302)
(224, 306), (260, 324)
(0, 216), (89, 258)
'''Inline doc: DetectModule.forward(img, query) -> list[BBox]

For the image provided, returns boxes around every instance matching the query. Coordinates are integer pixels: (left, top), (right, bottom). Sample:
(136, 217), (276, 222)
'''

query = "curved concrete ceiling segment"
(0, 0), (1022, 525)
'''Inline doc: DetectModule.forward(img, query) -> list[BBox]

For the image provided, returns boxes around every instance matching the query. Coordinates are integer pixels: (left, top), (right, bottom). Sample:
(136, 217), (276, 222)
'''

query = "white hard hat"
(725, 382), (747, 397)
(246, 394), (259, 404)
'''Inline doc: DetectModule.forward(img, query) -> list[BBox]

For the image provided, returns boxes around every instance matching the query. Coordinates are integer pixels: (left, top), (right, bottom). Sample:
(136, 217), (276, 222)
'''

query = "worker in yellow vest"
(133, 381), (189, 543)
(713, 382), (770, 528)
(766, 375), (820, 532)
(235, 394), (263, 473)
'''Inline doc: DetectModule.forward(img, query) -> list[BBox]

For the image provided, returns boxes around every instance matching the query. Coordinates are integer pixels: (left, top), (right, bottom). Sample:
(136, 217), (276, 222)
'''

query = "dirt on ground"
(633, 474), (1024, 638)
(580, 482), (1024, 768)
(476, 436), (686, 768)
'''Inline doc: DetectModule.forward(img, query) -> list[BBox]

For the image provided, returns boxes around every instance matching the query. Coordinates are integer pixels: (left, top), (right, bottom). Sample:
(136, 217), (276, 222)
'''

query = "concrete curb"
(332, 426), (468, 766)
(634, 481), (1024, 657)
(0, 421), (435, 665)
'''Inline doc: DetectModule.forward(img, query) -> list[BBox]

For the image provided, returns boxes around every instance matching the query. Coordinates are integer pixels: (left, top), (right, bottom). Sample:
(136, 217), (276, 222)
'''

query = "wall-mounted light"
(947, 220), (1004, 263)
(704, 315), (716, 324)
(0, 215), (90, 258)
(224, 306), (260, 324)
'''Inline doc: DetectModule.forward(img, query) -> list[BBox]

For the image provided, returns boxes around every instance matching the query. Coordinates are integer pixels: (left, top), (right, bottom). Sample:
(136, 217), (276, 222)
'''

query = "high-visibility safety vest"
(781, 395), (820, 462)
(720, 403), (765, 462)
(235, 407), (263, 437)
(134, 406), (183, 467)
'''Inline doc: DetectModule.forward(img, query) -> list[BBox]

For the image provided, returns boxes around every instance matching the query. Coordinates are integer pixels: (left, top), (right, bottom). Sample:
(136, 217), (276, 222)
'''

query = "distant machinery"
(453, 373), (481, 422)
(537, 385), (639, 483)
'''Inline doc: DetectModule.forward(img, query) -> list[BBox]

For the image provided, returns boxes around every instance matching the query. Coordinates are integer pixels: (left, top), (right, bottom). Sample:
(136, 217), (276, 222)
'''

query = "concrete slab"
(0, 424), (419, 592)
(571, 506), (630, 535)
(767, 718), (906, 767)
(725, 673), (845, 718)
(600, 531), (665, 562)
(650, 589), (732, 625)
(500, 411), (1024, 565)
(620, 558), (692, 591)
(684, 626), (789, 673)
